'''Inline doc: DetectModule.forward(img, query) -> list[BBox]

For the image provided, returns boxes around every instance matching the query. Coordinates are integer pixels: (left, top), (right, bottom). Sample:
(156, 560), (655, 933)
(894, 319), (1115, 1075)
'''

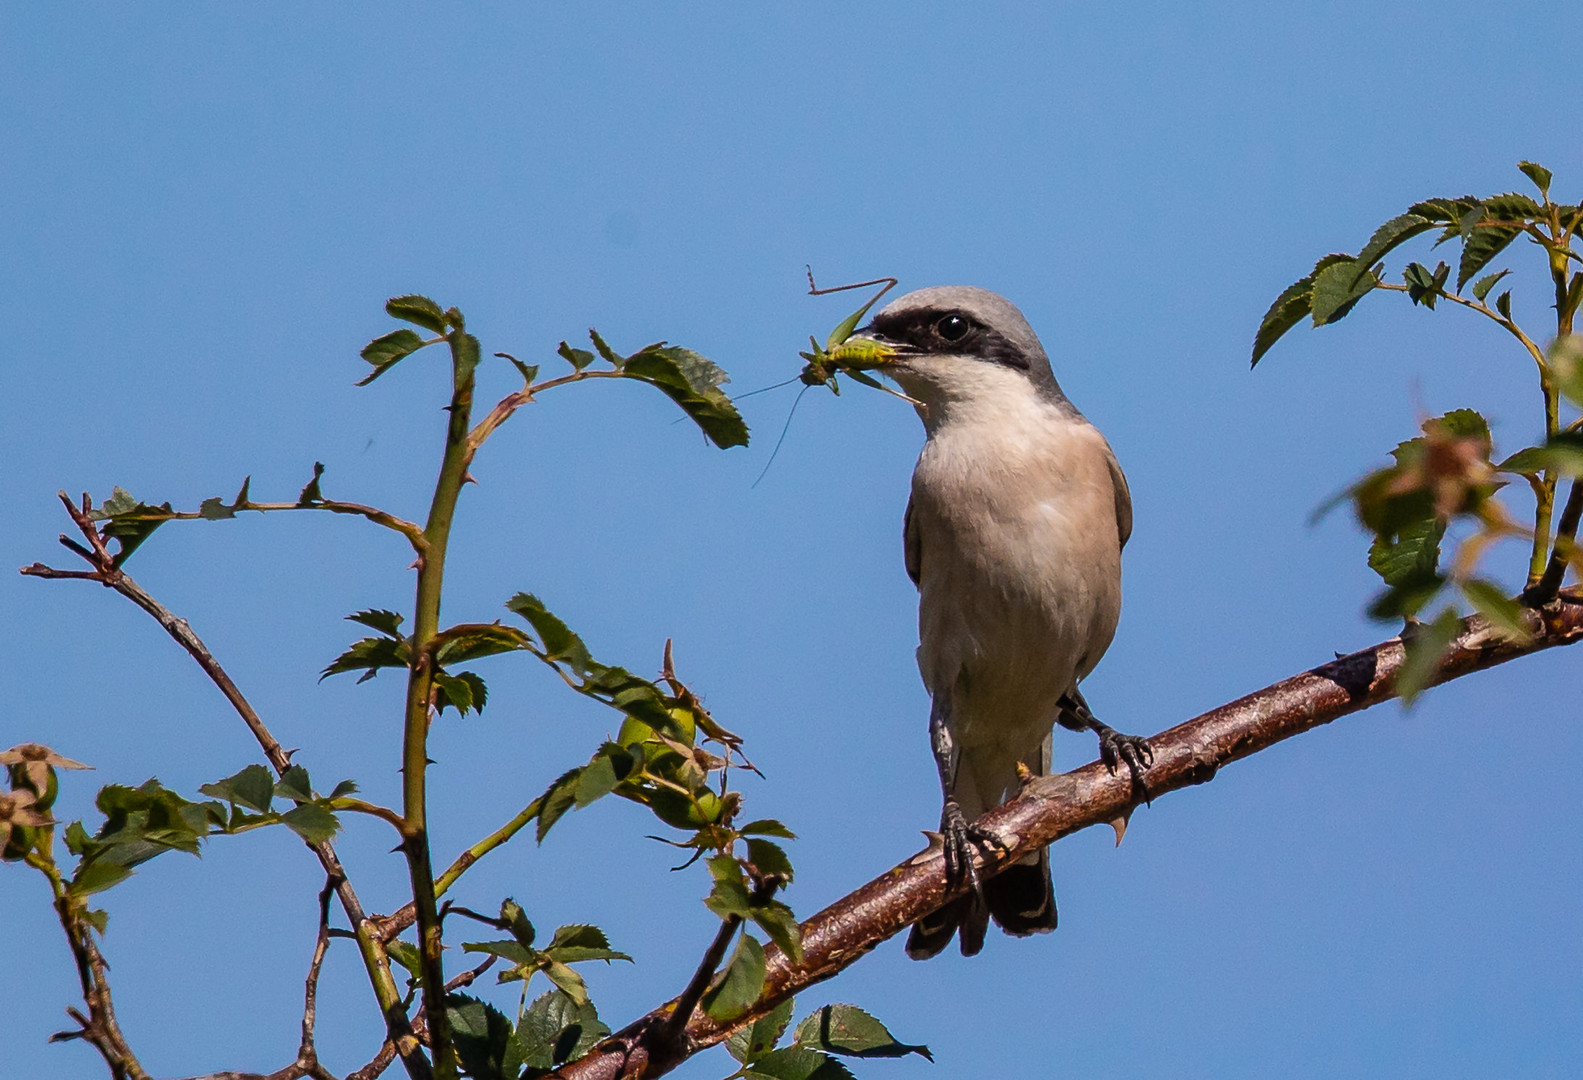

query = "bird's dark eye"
(935, 314), (971, 342)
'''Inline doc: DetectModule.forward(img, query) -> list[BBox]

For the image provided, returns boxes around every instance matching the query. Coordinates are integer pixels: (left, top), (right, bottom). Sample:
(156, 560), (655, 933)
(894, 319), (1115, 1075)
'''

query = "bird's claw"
(941, 800), (1007, 902)
(1098, 729), (1154, 802)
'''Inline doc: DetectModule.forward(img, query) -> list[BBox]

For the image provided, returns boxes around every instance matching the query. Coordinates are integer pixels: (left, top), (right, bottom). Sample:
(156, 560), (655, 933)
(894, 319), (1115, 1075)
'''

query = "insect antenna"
(730, 375), (802, 401)
(751, 383), (814, 489)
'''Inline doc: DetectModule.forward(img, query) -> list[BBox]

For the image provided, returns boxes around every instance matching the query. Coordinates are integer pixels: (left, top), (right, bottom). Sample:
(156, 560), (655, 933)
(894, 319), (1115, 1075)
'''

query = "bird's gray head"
(853, 286), (1073, 423)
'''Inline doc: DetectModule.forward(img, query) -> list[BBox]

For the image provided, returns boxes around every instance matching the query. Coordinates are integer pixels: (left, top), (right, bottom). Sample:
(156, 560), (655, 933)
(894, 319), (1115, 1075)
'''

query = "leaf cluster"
(721, 1001), (931, 1080)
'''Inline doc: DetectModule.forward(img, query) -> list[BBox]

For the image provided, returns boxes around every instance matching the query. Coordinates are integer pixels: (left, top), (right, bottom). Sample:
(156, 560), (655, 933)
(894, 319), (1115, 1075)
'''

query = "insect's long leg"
(730, 375), (803, 402)
(751, 384), (813, 489)
(805, 266), (899, 301)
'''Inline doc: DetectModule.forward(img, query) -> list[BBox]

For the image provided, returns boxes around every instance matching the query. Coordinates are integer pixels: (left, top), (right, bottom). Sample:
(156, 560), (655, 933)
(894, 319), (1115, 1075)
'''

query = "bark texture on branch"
(552, 591), (1583, 1080)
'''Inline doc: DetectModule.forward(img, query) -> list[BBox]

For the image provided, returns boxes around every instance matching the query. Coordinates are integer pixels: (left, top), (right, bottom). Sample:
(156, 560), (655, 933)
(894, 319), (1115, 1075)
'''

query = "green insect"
(798, 269), (903, 395)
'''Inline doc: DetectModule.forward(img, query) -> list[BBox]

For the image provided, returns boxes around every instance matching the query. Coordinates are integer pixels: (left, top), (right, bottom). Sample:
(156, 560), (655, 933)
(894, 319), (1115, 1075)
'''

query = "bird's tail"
(904, 848), (1055, 959)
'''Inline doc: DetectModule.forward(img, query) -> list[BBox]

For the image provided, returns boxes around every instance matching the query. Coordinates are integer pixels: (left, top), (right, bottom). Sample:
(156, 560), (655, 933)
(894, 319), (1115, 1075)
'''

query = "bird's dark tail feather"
(904, 851), (1054, 960)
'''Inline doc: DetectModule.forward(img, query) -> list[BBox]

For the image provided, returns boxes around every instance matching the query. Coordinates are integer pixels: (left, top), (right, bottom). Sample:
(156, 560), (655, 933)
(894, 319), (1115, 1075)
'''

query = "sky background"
(3, 4), (1580, 1078)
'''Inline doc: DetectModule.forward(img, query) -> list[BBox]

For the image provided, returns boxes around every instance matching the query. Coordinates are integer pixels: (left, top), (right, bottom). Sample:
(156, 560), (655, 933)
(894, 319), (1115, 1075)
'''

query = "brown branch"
(549, 590), (1583, 1080)
(21, 494), (428, 1080)
(49, 880), (149, 1080)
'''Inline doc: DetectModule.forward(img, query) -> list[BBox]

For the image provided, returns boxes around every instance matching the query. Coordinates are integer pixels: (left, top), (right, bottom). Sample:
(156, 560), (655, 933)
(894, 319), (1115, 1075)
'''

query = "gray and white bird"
(844, 286), (1152, 959)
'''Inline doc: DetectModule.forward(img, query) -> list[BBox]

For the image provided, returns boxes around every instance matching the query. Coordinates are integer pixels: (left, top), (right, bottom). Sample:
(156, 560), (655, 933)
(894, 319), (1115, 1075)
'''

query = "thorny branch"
(21, 494), (429, 1080)
(547, 590), (1583, 1080)
(346, 958), (499, 1080)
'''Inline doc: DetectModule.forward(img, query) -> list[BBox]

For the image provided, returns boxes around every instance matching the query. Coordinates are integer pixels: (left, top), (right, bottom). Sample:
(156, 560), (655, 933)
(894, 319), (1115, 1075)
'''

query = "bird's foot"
(1093, 723), (1154, 803)
(941, 800), (1008, 900)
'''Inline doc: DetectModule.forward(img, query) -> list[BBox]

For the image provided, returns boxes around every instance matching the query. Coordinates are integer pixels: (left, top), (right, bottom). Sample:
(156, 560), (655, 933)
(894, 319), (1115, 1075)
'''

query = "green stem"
(434, 803), (539, 900)
(401, 330), (478, 1080)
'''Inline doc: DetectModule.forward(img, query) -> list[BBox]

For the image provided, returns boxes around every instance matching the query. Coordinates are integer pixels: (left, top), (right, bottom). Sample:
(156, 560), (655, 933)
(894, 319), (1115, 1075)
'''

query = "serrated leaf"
(1397, 606), (1462, 705)
(743, 1046), (855, 1080)
(587, 328), (626, 368)
(1354, 213), (1436, 270)
(387, 939), (423, 977)
(67, 859), (134, 896)
(198, 764), (276, 813)
(431, 624), (530, 665)
(541, 959), (589, 1007)
(572, 745), (634, 808)
(90, 487), (173, 565)
(793, 1003), (933, 1061)
(449, 332), (481, 389)
(1472, 268), (1511, 302)
(448, 993), (519, 1080)
(1438, 407), (1490, 440)
(702, 933), (766, 1021)
(434, 670), (488, 717)
(557, 341), (597, 371)
(534, 767), (583, 843)
(1367, 517), (1444, 599)
(749, 900), (803, 964)
(1518, 161), (1553, 199)
(1461, 578), (1531, 643)
(505, 594), (593, 675)
(1497, 446), (1549, 475)
(329, 779), (358, 799)
(1311, 258), (1378, 325)
(320, 635), (412, 681)
(514, 989), (608, 1072)
(729, 997), (796, 1064)
(1251, 255), (1352, 364)
(1458, 197), (1530, 290)
(739, 819), (797, 839)
(198, 496), (235, 521)
(745, 839), (794, 883)
(386, 295), (448, 334)
(620, 343), (750, 449)
(705, 856), (753, 919)
(359, 328), (426, 386)
(498, 352), (539, 386)
(297, 462), (326, 506)
(347, 609), (405, 637)
(279, 804), (339, 844)
(276, 765), (313, 802)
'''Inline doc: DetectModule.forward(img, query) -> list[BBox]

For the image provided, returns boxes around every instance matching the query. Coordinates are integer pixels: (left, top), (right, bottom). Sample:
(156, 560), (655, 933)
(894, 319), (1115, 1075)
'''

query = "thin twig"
(1529, 478), (1583, 602)
(20, 494), (429, 1080)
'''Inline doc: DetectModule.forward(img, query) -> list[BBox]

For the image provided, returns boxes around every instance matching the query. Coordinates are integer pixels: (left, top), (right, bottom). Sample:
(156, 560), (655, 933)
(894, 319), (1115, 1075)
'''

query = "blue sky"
(3, 4), (1580, 1078)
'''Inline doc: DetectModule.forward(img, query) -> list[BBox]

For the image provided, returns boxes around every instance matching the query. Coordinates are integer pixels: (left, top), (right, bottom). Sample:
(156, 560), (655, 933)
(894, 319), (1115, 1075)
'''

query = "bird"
(842, 285), (1152, 959)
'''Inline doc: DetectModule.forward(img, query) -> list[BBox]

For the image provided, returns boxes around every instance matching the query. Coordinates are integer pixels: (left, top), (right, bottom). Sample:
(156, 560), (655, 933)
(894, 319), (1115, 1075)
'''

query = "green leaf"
(498, 352), (540, 387)
(462, 938), (538, 970)
(729, 997), (796, 1064)
(745, 839), (794, 883)
(1438, 407), (1490, 440)
(329, 779), (358, 800)
(347, 609), (405, 637)
(534, 767), (583, 843)
(1496, 290), (1513, 320)
(68, 859), (134, 896)
(1367, 516), (1444, 590)
(297, 462), (326, 506)
(1252, 255), (1349, 365)
(743, 1046), (855, 1080)
(557, 341), (597, 372)
(1532, 431), (1583, 475)
(587, 329), (626, 368)
(739, 819), (797, 839)
(620, 343), (751, 449)
(358, 328), (426, 386)
(198, 764), (276, 813)
(320, 634), (412, 682)
(275, 765), (313, 802)
(792, 1003), (933, 1061)
(279, 804), (340, 844)
(1472, 268), (1511, 302)
(500, 899), (535, 948)
(89, 487), (173, 565)
(448, 993), (519, 1080)
(1310, 258), (1378, 325)
(514, 989), (608, 1073)
(1407, 195), (1480, 226)
(1497, 446), (1549, 475)
(543, 923), (632, 965)
(449, 332), (482, 389)
(749, 900), (803, 964)
(541, 960), (590, 1007)
(1397, 606), (1462, 705)
(433, 670), (488, 716)
(431, 624), (530, 665)
(1518, 161), (1553, 199)
(704, 856), (754, 919)
(386, 295), (448, 335)
(1460, 578), (1531, 643)
(1354, 213), (1436, 270)
(1457, 195), (1534, 291)
(387, 939), (423, 978)
(1402, 261), (1449, 309)
(506, 594), (593, 675)
(702, 933), (766, 1022)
